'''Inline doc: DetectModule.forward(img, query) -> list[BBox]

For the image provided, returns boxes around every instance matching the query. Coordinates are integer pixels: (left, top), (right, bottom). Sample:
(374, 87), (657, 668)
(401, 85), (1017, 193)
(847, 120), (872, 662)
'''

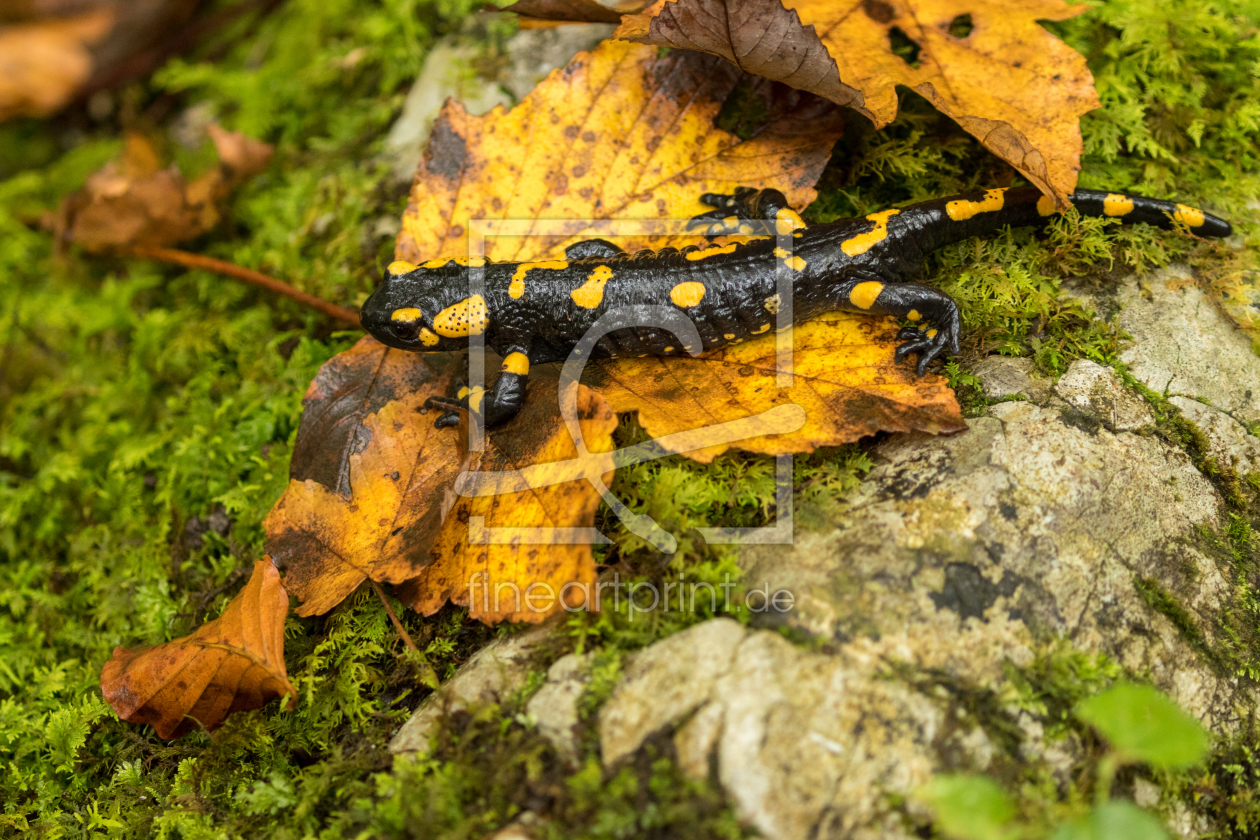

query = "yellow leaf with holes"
(510, 0), (1100, 206)
(395, 38), (844, 264)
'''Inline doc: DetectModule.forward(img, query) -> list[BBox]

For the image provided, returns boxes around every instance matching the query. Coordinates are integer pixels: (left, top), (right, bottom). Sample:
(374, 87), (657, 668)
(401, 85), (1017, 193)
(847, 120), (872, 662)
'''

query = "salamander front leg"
(424, 346), (532, 429)
(686, 186), (808, 238)
(838, 277), (961, 376)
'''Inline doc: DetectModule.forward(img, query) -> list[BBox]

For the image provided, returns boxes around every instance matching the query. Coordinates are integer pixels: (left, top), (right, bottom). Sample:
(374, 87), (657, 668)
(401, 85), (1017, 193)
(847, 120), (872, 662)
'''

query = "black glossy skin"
(361, 186), (1232, 427)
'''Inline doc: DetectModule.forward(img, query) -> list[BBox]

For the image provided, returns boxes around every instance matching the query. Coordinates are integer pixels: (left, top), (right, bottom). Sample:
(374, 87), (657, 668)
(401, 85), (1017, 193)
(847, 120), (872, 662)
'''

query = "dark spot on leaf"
(862, 0), (895, 23)
(424, 120), (467, 180)
(582, 131), (595, 142)
(564, 125), (580, 139)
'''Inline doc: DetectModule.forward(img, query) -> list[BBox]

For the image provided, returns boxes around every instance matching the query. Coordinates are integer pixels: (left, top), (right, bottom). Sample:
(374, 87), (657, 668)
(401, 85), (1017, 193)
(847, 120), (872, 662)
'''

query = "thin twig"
(370, 580), (421, 654)
(131, 245), (362, 327)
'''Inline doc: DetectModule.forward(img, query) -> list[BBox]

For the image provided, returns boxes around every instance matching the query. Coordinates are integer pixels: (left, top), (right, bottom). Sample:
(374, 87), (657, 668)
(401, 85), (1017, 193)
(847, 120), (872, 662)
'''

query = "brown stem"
(131, 245), (361, 327)
(369, 580), (421, 654)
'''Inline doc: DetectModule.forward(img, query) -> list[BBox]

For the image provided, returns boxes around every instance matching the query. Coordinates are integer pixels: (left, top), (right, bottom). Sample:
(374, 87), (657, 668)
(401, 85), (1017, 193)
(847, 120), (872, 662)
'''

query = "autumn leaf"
(583, 311), (965, 463)
(500, 0), (631, 25)
(394, 38), (844, 264)
(396, 375), (617, 624)
(52, 125), (273, 254)
(265, 337), (618, 623)
(0, 0), (202, 124)
(265, 337), (464, 617)
(508, 0), (1100, 205)
(100, 560), (296, 740)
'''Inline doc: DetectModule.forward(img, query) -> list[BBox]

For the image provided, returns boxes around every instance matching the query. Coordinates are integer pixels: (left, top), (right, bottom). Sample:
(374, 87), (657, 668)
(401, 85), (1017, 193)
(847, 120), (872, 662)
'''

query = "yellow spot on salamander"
(419, 328), (439, 346)
(926, 328), (938, 339)
(739, 224), (755, 235)
(773, 246), (806, 270)
(457, 386), (470, 399)
(508, 259), (569, 299)
(388, 260), (417, 275)
(907, 309), (921, 322)
(570, 265), (612, 309)
(775, 208), (806, 235)
(467, 386), (486, 414)
(391, 307), (422, 322)
(752, 324), (770, 334)
(670, 281), (706, 308)
(724, 215), (738, 226)
(841, 208), (900, 256)
(849, 280), (884, 310)
(764, 294), (781, 314)
(1036, 195), (1058, 217)
(664, 346), (675, 353)
(685, 243), (738, 261)
(723, 333), (736, 340)
(433, 295), (489, 337)
(501, 352), (529, 375)
(946, 188), (1006, 221)
(422, 256), (488, 269)
(1174, 204), (1206, 227)
(1103, 193), (1134, 216)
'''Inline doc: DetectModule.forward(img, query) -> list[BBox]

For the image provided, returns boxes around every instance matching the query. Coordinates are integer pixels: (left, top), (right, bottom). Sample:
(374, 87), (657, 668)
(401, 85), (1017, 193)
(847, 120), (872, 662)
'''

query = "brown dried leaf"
(264, 337), (463, 617)
(584, 312), (964, 462)
(610, 0), (1100, 205)
(396, 377), (617, 624)
(395, 38), (843, 264)
(100, 560), (295, 740)
(56, 126), (273, 253)
(500, 0), (629, 24)
(0, 0), (201, 123)
(0, 7), (113, 122)
(266, 337), (618, 623)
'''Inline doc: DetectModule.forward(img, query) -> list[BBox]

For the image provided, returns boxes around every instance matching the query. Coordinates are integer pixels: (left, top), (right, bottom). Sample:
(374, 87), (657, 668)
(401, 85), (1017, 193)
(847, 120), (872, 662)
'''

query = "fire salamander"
(361, 186), (1231, 428)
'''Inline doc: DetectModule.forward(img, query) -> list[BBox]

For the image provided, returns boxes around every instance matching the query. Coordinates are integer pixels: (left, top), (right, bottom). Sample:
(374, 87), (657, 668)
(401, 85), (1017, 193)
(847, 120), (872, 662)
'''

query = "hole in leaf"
(948, 13), (974, 38)
(716, 76), (771, 141)
(888, 27), (922, 68)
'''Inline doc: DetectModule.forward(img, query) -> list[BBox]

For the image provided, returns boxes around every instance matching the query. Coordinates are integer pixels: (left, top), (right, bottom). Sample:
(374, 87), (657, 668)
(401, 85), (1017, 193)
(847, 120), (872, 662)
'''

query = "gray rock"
(525, 652), (591, 767)
(595, 268), (1258, 838)
(1053, 359), (1155, 431)
(1109, 266), (1260, 425)
(1170, 396), (1260, 474)
(599, 618), (746, 766)
(497, 24), (617, 102)
(384, 39), (514, 183)
(971, 355), (1050, 402)
(390, 624), (553, 755)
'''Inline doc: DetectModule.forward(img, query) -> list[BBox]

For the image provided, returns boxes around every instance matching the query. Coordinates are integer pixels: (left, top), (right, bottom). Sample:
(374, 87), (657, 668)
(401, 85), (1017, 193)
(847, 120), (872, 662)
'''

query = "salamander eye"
(390, 307), (423, 340)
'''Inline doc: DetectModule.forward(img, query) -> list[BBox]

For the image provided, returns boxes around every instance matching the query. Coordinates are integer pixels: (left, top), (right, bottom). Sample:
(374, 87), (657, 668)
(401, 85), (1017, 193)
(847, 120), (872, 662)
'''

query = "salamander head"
(361, 261), (485, 351)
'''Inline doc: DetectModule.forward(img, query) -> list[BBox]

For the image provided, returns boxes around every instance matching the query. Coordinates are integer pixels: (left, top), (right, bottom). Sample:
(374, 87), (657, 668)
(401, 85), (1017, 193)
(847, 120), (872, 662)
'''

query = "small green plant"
(914, 682), (1210, 839)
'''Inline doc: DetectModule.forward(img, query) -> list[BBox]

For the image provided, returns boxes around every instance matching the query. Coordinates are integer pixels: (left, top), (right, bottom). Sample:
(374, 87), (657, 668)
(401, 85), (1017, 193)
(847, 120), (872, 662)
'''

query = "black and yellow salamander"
(360, 186), (1231, 428)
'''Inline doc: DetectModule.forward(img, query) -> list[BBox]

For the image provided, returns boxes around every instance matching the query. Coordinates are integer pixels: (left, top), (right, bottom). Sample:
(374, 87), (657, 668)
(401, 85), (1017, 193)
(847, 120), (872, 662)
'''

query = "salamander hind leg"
(687, 187), (807, 238)
(839, 276), (961, 376)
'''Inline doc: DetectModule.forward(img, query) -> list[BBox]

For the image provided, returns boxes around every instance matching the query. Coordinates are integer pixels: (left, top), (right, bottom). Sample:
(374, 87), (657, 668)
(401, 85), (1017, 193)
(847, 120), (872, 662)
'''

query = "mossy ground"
(1, 0), (1259, 836)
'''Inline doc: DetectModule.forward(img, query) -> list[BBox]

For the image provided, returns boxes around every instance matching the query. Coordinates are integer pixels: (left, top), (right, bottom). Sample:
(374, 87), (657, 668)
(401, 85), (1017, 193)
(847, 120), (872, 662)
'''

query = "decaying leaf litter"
(98, 2), (1111, 737)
